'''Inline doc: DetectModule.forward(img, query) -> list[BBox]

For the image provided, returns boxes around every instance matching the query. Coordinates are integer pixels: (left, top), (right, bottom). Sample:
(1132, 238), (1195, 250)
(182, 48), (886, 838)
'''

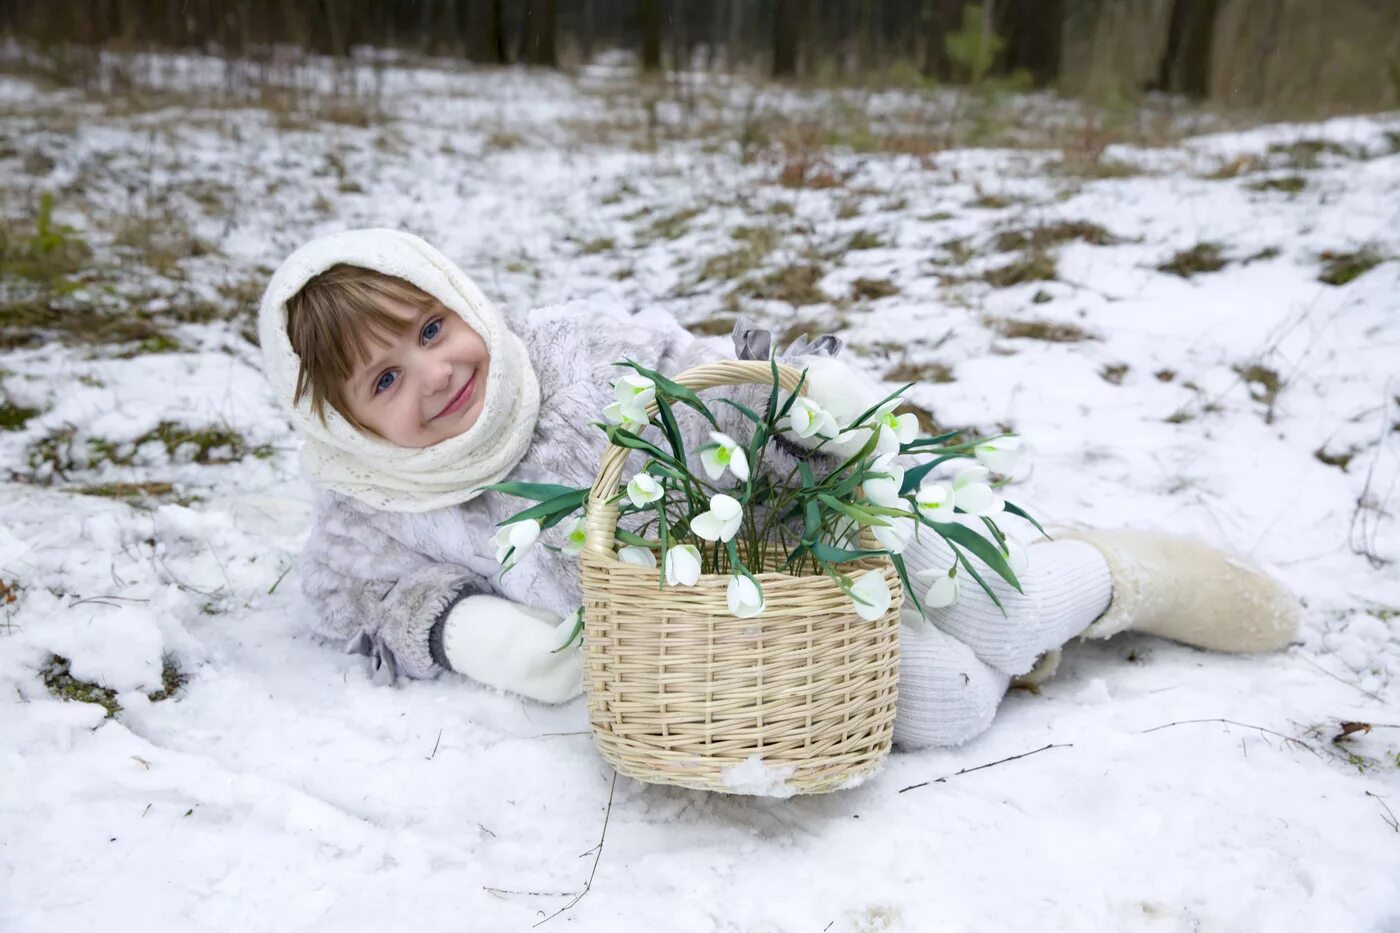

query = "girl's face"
(340, 296), (490, 448)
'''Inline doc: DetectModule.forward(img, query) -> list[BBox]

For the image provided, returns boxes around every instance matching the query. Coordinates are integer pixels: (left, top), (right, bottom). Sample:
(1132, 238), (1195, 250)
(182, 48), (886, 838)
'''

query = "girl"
(258, 228), (1300, 748)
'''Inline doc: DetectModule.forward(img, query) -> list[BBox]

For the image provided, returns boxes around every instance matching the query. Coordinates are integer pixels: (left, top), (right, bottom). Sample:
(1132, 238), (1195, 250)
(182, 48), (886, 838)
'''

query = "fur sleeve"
(299, 492), (493, 679)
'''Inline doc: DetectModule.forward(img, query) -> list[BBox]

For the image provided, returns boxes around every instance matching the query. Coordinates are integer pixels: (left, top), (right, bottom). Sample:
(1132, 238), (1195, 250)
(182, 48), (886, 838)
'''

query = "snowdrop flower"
(617, 545), (657, 568)
(784, 396), (840, 440)
(871, 512), (916, 555)
(700, 432), (750, 482)
(494, 519), (541, 568)
(604, 374), (655, 428)
(664, 544), (703, 586)
(690, 492), (744, 542)
(626, 471), (664, 508)
(1001, 536), (1029, 575)
(866, 399), (919, 456)
(914, 481), (955, 523)
(974, 435), (1022, 474)
(848, 569), (892, 622)
(727, 574), (765, 618)
(952, 465), (1005, 516)
(863, 452), (906, 508)
(561, 515), (588, 556)
(602, 400), (649, 432)
(921, 567), (960, 608)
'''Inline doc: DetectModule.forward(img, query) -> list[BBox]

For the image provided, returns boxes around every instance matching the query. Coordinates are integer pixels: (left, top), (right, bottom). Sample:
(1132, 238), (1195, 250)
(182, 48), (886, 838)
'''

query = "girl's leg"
(893, 614), (1011, 749)
(900, 533), (1113, 677)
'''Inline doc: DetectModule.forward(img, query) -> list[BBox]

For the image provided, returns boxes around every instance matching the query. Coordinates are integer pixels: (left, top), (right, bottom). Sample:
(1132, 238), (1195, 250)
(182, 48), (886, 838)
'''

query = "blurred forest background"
(1, 0), (1398, 116)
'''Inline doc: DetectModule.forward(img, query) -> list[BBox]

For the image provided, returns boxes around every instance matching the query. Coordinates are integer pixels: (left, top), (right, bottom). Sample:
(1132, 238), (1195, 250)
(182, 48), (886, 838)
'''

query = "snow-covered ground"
(1, 52), (1398, 932)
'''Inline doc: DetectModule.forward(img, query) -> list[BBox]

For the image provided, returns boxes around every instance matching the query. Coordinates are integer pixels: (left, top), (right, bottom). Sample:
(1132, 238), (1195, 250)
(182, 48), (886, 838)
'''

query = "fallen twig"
(534, 772), (617, 927)
(1139, 717), (1319, 757)
(1295, 653), (1387, 703)
(1367, 791), (1399, 833)
(897, 743), (1072, 794)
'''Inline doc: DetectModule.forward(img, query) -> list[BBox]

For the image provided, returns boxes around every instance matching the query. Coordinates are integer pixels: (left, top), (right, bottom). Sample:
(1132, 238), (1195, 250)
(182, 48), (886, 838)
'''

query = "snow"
(1, 51), (1399, 931)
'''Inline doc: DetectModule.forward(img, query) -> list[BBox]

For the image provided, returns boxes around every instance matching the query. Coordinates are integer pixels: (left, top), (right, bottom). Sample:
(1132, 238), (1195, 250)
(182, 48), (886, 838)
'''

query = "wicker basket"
(579, 361), (903, 795)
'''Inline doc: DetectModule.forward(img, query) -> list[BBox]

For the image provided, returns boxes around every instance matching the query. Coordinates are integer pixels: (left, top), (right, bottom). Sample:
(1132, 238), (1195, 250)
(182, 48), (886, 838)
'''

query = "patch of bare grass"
(1318, 246), (1384, 286)
(885, 360), (955, 384)
(983, 251), (1057, 288)
(850, 277), (899, 301)
(1158, 243), (1227, 278)
(991, 221), (1120, 253)
(984, 316), (1096, 343)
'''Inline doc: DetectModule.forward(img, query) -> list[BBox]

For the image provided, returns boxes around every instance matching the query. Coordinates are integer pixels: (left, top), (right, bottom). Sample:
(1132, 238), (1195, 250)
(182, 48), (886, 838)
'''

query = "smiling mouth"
(433, 372), (476, 420)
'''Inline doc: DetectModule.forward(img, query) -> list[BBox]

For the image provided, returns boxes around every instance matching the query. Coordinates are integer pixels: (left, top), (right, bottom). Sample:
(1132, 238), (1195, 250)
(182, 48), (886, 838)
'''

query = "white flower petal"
(730, 447), (750, 482)
(953, 482), (996, 515)
(953, 465), (991, 490)
(699, 446), (726, 481)
(975, 435), (1022, 474)
(617, 545), (657, 568)
(924, 573), (960, 608)
(562, 516), (587, 556)
(664, 545), (702, 586)
(893, 412), (919, 444)
(726, 575), (765, 618)
(849, 570), (892, 621)
(872, 515), (915, 554)
(626, 472), (663, 507)
(690, 510), (724, 542)
(710, 494), (743, 522)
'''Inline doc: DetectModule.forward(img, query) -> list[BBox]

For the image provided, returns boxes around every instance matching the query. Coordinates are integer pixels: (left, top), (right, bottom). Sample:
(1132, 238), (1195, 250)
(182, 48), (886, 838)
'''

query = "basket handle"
(582, 360), (809, 558)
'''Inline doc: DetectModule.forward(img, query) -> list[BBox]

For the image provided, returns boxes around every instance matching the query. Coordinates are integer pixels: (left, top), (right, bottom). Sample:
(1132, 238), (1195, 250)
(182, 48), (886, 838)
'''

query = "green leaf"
(654, 398), (688, 466)
(780, 542), (810, 571)
(890, 553), (926, 621)
(845, 381), (915, 432)
(475, 481), (586, 502)
(1004, 501), (1050, 539)
(829, 425), (883, 479)
(774, 366), (808, 423)
(614, 528), (660, 548)
(550, 608), (584, 654)
(951, 544), (1006, 614)
(712, 396), (764, 425)
(498, 489), (587, 527)
(899, 453), (969, 495)
(927, 520), (1022, 593)
(817, 493), (890, 527)
(811, 539), (887, 564)
(613, 359), (718, 428)
(980, 516), (1007, 551)
(900, 430), (968, 451)
(602, 424), (684, 470)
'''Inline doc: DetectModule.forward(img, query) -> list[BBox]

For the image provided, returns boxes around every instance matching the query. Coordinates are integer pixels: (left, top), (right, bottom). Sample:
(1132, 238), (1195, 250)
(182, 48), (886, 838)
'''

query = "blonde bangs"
(285, 264), (437, 430)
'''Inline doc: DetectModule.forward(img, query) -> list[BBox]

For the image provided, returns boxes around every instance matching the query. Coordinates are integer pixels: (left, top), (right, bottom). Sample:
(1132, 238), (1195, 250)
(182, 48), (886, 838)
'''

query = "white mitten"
(440, 595), (583, 704)
(783, 354), (891, 459)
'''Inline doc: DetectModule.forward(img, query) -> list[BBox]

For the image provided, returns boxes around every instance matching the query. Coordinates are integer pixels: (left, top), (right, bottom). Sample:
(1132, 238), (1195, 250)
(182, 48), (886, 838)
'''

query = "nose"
(422, 358), (453, 396)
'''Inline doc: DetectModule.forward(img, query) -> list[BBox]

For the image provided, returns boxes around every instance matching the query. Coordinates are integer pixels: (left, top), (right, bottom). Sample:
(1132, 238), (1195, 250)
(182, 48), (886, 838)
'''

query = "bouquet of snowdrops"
(480, 357), (1040, 642)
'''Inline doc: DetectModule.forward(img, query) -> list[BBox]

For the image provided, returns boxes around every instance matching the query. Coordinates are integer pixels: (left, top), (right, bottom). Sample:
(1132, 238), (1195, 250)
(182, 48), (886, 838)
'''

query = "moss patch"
(983, 252), (1057, 288)
(847, 230), (885, 251)
(1158, 243), (1226, 278)
(684, 315), (738, 337)
(1234, 363), (1283, 423)
(885, 360), (955, 384)
(985, 316), (1095, 343)
(1099, 363), (1129, 385)
(1247, 175), (1307, 195)
(28, 421), (274, 478)
(1318, 247), (1383, 286)
(991, 221), (1119, 253)
(42, 654), (187, 718)
(643, 206), (705, 242)
(0, 398), (39, 431)
(850, 277), (899, 301)
(734, 263), (827, 306)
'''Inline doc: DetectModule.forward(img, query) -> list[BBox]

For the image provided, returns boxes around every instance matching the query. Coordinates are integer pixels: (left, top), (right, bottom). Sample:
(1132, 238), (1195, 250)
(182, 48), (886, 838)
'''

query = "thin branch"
(1367, 791), (1399, 833)
(1138, 717), (1319, 758)
(897, 742), (1071, 794)
(1294, 653), (1387, 703)
(534, 771), (617, 927)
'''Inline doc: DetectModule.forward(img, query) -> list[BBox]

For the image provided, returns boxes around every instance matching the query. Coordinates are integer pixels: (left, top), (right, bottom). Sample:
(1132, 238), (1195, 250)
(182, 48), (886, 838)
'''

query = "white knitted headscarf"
(258, 228), (540, 513)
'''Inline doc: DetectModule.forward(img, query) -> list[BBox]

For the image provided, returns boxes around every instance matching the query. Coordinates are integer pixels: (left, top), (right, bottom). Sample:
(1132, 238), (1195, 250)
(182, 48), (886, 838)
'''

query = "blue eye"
(421, 318), (443, 343)
(373, 371), (397, 394)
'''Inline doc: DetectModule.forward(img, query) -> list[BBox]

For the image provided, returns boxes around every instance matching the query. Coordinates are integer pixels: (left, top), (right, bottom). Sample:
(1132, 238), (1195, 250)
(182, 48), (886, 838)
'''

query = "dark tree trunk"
(519, 0), (556, 66)
(1156, 0), (1219, 97)
(922, 0), (962, 79)
(773, 0), (800, 77)
(996, 0), (1063, 86)
(462, 0), (506, 63)
(580, 0), (594, 62)
(640, 0), (662, 71)
(727, 0), (744, 68)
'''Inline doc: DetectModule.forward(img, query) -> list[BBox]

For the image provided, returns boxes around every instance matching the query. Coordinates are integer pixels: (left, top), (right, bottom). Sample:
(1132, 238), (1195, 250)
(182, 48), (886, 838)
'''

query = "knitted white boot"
(1060, 529), (1301, 653)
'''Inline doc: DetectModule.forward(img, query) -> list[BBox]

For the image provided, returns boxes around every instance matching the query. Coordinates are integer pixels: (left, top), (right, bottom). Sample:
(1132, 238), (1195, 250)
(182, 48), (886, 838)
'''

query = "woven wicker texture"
(580, 361), (903, 795)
